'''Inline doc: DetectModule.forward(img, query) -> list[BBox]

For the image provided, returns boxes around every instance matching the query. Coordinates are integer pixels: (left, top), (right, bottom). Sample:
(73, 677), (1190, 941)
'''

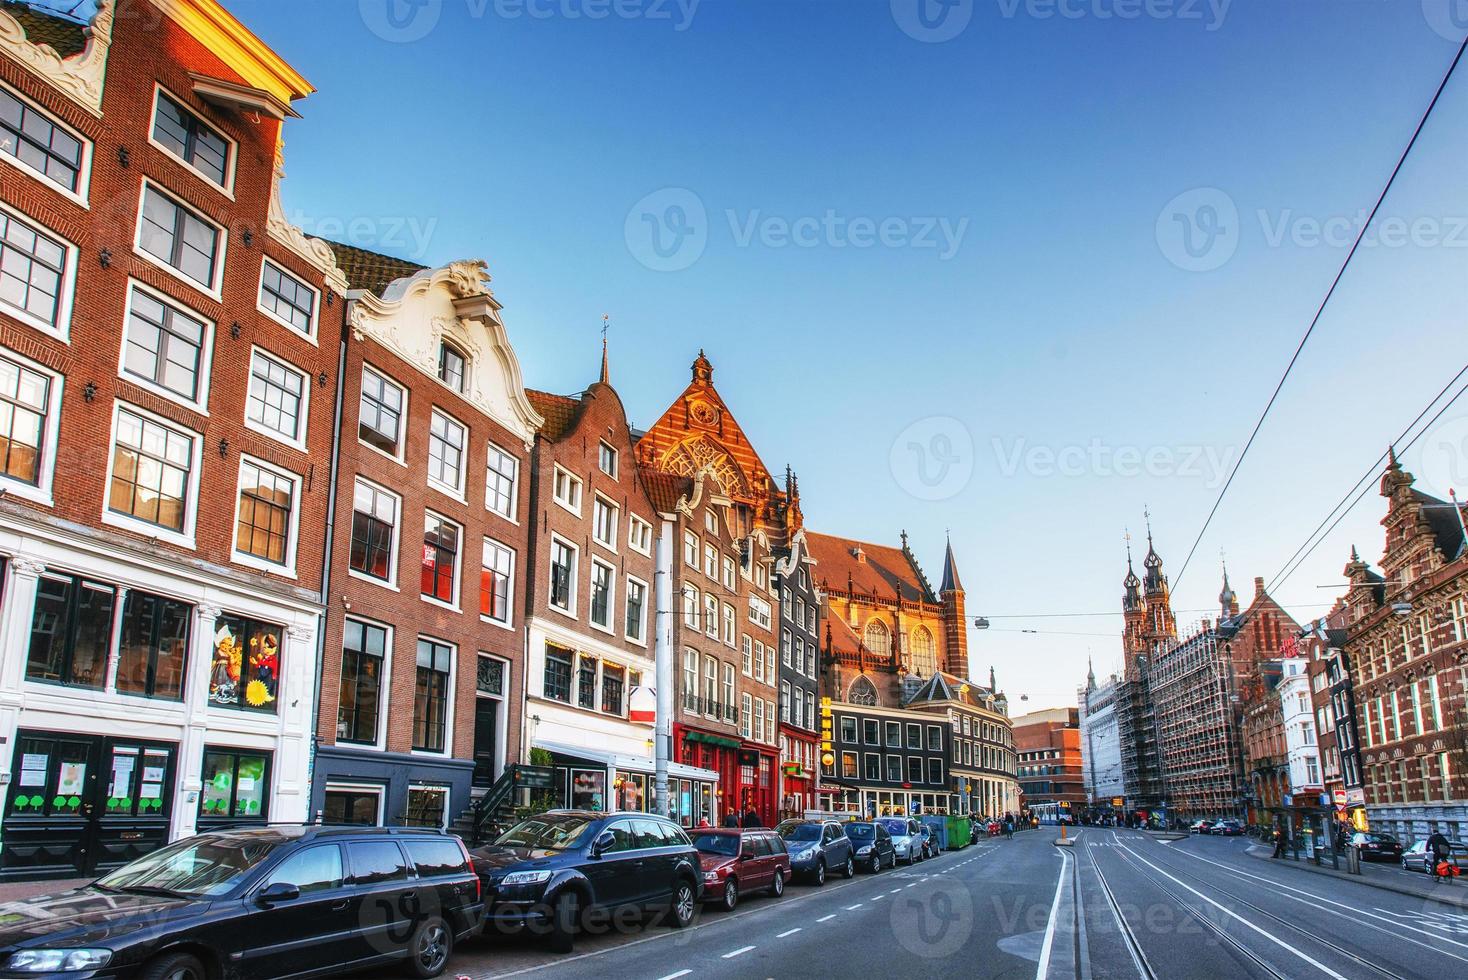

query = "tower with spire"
(1122, 532), (1148, 660)
(1140, 511), (1177, 648)
(939, 536), (969, 680)
(1219, 558), (1239, 621)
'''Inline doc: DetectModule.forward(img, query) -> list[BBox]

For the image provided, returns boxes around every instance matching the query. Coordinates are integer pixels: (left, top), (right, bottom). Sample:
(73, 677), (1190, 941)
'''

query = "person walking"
(1428, 830), (1454, 882)
(743, 807), (762, 828)
(1003, 816), (1014, 840)
(722, 811), (741, 828)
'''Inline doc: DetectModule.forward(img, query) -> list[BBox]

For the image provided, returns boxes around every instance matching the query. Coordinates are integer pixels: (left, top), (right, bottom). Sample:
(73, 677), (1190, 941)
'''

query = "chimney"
(1254, 576), (1266, 599)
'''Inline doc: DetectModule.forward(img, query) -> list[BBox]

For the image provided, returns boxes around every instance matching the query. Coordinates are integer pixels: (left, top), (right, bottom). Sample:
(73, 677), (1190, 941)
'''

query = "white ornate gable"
(0, 0), (113, 114)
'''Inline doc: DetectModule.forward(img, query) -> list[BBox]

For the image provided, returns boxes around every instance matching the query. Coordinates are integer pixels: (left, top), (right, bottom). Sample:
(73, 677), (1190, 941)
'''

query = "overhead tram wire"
(1265, 359), (1468, 595)
(1172, 33), (1468, 591)
(1268, 369), (1468, 594)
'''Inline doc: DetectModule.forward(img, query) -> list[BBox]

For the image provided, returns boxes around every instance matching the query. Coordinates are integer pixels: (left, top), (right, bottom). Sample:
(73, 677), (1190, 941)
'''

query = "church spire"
(940, 535), (963, 594)
(1086, 656), (1097, 692)
(1219, 555), (1239, 619)
(599, 314), (610, 384)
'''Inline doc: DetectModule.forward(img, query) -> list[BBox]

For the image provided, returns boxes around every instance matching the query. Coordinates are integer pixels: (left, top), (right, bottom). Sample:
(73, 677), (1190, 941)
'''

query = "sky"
(188, 0), (1466, 711)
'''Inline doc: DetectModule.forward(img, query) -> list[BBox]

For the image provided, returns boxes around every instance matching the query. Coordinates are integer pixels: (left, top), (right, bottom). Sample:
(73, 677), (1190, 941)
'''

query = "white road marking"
(845, 903), (864, 910)
(656, 972), (692, 980)
(777, 927), (801, 938)
(1035, 846), (1071, 980)
(722, 946), (755, 959)
(817, 914), (836, 922)
(872, 894), (885, 901)
(890, 888), (903, 893)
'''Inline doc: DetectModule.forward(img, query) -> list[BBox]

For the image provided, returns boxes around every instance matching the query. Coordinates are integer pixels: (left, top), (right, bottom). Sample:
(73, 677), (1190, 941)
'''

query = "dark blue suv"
(471, 810), (702, 952)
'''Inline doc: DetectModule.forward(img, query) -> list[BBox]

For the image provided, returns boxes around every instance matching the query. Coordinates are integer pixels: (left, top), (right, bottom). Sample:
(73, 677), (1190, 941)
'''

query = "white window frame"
(118, 279), (215, 414)
(598, 440), (618, 478)
(628, 515), (652, 555)
(256, 256), (320, 342)
(410, 636), (457, 758)
(230, 454), (301, 577)
(548, 533), (579, 619)
(148, 84), (238, 195)
(0, 201), (78, 340)
(339, 615), (394, 751)
(480, 536), (516, 631)
(592, 494), (619, 551)
(684, 531), (699, 568)
(323, 783), (385, 826)
(420, 510), (464, 612)
(704, 543), (718, 580)
(348, 476), (402, 591)
(704, 593), (719, 639)
(552, 464), (583, 516)
(243, 345), (309, 450)
(0, 345), (62, 506)
(682, 583), (700, 630)
(485, 441), (519, 522)
(721, 603), (735, 646)
(102, 400), (202, 549)
(358, 363), (408, 464)
(426, 408), (468, 500)
(133, 180), (227, 300)
(589, 557), (617, 635)
(625, 574), (649, 646)
(0, 79), (91, 204)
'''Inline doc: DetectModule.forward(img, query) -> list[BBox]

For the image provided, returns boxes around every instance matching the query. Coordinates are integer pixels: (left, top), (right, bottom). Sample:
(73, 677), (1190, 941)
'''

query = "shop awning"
(534, 740), (719, 783)
(685, 731), (741, 749)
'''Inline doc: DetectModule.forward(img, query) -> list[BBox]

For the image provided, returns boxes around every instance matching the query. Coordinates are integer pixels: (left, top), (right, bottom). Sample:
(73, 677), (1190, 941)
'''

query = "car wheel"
(842, 855), (856, 879)
(721, 877), (739, 912)
(138, 953), (206, 980)
(869, 853), (882, 874)
(770, 869), (785, 897)
(812, 860), (826, 886)
(668, 880), (697, 928)
(549, 891), (581, 954)
(405, 917), (453, 979)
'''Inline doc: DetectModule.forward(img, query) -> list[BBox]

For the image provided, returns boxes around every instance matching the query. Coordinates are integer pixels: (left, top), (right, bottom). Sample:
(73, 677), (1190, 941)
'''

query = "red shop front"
(675, 724), (741, 824)
(779, 726), (819, 821)
(737, 742), (778, 828)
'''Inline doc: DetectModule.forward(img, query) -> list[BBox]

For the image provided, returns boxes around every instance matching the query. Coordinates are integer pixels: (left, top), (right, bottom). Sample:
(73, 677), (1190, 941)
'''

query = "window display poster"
(570, 769), (605, 811)
(19, 754), (47, 787)
(57, 762), (85, 796)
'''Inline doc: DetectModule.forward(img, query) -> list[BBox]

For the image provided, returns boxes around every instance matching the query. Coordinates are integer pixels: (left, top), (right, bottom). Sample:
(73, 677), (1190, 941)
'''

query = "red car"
(691, 828), (791, 911)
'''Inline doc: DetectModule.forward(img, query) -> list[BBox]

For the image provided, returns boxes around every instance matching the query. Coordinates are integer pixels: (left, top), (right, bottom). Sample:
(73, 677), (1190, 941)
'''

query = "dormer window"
(438, 342), (466, 392)
(152, 89), (232, 190)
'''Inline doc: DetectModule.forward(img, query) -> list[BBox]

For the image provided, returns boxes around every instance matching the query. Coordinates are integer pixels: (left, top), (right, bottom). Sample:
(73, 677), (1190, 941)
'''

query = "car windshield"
(1363, 833), (1396, 843)
(692, 834), (740, 857)
(877, 819), (909, 836)
(96, 834), (284, 897)
(494, 814), (597, 851)
(778, 823), (822, 842)
(845, 824), (875, 840)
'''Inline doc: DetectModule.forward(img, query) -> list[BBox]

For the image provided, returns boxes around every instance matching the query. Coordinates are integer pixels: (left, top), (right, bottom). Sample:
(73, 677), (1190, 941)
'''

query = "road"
(441, 829), (1468, 979)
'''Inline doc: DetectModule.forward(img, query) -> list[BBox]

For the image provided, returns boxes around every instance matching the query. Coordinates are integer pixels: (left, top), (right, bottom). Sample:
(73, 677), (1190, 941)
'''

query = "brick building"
(1013, 706), (1085, 818)
(308, 253), (541, 830)
(1241, 663), (1287, 825)
(775, 524), (821, 820)
(0, 0), (346, 879)
(1343, 453), (1468, 842)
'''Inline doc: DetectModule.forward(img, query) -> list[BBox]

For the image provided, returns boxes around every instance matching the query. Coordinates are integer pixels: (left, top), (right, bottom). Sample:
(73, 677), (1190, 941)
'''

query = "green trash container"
(945, 815), (971, 850)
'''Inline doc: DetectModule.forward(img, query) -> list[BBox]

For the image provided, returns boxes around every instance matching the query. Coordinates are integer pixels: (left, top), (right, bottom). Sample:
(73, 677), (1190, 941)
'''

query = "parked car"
(877, 817), (926, 865)
(472, 810), (701, 953)
(1212, 819), (1244, 837)
(774, 820), (856, 886)
(920, 823), (940, 858)
(0, 825), (481, 980)
(690, 829), (790, 911)
(843, 821), (896, 873)
(1189, 819), (1214, 834)
(1348, 831), (1402, 862)
(1401, 838), (1468, 875)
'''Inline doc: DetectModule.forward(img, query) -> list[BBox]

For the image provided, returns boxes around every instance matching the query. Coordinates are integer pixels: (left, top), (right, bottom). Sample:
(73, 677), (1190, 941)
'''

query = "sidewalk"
(0, 878), (90, 904)
(1244, 843), (1468, 910)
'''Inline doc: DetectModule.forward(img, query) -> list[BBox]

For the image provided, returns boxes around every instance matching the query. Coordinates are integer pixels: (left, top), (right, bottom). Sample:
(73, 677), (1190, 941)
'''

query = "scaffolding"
(1115, 659), (1165, 811)
(1148, 628), (1247, 820)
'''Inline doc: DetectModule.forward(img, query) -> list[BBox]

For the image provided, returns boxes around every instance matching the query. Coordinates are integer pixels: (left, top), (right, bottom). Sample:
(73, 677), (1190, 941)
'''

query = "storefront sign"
(1345, 787), (1365, 806)
(513, 765), (555, 790)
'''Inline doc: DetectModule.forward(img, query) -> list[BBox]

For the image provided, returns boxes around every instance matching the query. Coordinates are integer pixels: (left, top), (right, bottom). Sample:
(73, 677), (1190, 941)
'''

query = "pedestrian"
(743, 807), (761, 828)
(1428, 830), (1453, 882)
(1003, 817), (1014, 839)
(1271, 825), (1286, 859)
(722, 811), (740, 828)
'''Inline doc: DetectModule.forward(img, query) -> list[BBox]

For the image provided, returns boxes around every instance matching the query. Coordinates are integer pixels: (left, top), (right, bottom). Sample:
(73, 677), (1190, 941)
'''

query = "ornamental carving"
(444, 260), (491, 299)
(266, 138), (349, 294)
(0, 0), (112, 114)
(688, 398), (720, 427)
(662, 435), (746, 497)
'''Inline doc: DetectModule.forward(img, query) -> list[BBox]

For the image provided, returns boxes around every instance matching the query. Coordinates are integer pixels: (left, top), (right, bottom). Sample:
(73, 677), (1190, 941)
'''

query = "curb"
(1244, 844), (1468, 910)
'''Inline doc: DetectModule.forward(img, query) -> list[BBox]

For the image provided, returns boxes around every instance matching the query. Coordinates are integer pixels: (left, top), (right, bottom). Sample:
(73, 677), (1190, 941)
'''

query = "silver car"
(878, 817), (926, 865)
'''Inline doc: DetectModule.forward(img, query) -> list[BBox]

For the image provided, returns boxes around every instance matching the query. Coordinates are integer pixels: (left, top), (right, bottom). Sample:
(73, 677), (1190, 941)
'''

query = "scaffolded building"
(1149, 625), (1248, 820)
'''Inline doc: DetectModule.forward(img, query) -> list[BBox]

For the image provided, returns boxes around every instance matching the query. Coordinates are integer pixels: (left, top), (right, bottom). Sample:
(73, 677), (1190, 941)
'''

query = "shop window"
(200, 750), (269, 820)
(26, 575), (115, 689)
(404, 785), (449, 829)
(115, 589), (190, 700)
(571, 769), (606, 811)
(209, 615), (281, 711)
(323, 787), (381, 826)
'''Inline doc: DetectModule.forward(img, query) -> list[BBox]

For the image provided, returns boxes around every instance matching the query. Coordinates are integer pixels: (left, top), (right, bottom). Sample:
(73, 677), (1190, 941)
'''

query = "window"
(550, 538), (576, 612)
(749, 596), (772, 630)
(702, 654), (718, 710)
(806, 691), (815, 733)
(480, 538), (514, 625)
(323, 788), (381, 827)
(257, 259), (317, 336)
(840, 717), (857, 742)
(438, 342), (466, 391)
(908, 757), (924, 784)
(413, 638), (452, 752)
(485, 444), (518, 519)
(704, 544), (718, 579)
(0, 84), (84, 193)
(628, 516), (652, 554)
(886, 755), (903, 782)
(245, 349), (306, 445)
(598, 441), (618, 477)
(0, 351), (54, 490)
(625, 578), (647, 642)
(593, 496), (618, 549)
(741, 692), (753, 738)
(115, 589), (190, 700)
(684, 531), (699, 567)
(928, 758), (944, 786)
(26, 574), (115, 688)
(544, 644), (572, 702)
(209, 614), (282, 712)
(781, 681), (791, 722)
(427, 410), (466, 495)
(865, 620), (891, 657)
(682, 648), (698, 709)
(349, 480), (398, 582)
(577, 656), (597, 710)
(927, 725), (943, 751)
(109, 407), (195, 534)
(234, 460), (296, 569)
(199, 750), (268, 821)
(705, 510), (717, 533)
(885, 721), (901, 748)
(782, 628), (793, 667)
(722, 604), (735, 645)
(602, 664), (626, 715)
(590, 560), (615, 631)
(841, 752), (859, 779)
(122, 286), (209, 405)
(137, 184), (221, 291)
(849, 676), (878, 706)
(0, 207), (69, 333)
(152, 90), (230, 187)
(264, 842), (345, 891)
(722, 662), (735, 716)
(421, 513), (460, 605)
(683, 584), (700, 629)
(742, 634), (753, 675)
(754, 640), (765, 682)
(907, 724), (921, 749)
(863, 719), (880, 744)
(553, 466), (582, 513)
(911, 627), (936, 677)
(722, 556), (736, 590)
(359, 366), (404, 456)
(704, 593), (719, 638)
(338, 619), (386, 745)
(866, 754), (882, 782)
(348, 840), (409, 883)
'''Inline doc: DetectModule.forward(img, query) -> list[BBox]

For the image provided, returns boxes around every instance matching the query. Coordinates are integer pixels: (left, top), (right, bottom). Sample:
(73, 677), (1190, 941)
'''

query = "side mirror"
(590, 830), (616, 859)
(257, 882), (300, 906)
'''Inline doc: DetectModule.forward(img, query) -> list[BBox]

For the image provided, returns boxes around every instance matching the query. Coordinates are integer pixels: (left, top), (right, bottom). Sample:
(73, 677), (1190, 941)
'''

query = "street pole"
(654, 517), (675, 819)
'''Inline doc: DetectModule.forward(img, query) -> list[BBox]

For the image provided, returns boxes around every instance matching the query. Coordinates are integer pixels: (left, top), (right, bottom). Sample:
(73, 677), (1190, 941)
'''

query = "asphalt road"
(441, 829), (1468, 979)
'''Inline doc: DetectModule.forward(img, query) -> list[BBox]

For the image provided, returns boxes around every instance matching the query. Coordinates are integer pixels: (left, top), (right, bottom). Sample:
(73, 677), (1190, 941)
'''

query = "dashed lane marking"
(845, 903), (864, 910)
(777, 928), (801, 938)
(722, 946), (755, 959)
(817, 914), (836, 922)
(656, 972), (691, 980)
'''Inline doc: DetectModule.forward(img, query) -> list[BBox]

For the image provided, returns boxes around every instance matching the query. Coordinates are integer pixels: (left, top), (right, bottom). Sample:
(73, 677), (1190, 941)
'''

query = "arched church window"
(849, 676), (878, 706)
(864, 620), (891, 657)
(911, 626), (937, 678)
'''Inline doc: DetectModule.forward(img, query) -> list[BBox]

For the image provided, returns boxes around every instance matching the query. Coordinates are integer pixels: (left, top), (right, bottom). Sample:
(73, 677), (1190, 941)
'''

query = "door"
(346, 839), (417, 966)
(472, 698), (499, 788)
(3, 732), (175, 879)
(584, 819), (642, 910)
(741, 834), (771, 890)
(631, 819), (676, 905)
(239, 844), (360, 980)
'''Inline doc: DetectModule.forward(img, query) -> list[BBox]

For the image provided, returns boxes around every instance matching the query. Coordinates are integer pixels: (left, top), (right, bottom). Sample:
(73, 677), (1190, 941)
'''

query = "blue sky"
(226, 0), (1465, 711)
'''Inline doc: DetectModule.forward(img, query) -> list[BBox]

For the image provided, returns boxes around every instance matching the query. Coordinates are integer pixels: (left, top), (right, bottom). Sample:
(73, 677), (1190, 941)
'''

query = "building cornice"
(150, 0), (313, 106)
